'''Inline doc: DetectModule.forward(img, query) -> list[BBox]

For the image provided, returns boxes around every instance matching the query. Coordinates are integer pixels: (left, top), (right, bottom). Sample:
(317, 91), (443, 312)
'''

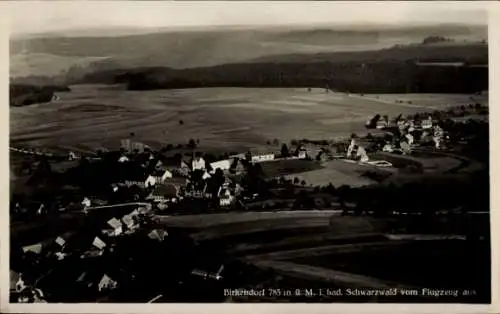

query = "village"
(9, 100), (489, 303)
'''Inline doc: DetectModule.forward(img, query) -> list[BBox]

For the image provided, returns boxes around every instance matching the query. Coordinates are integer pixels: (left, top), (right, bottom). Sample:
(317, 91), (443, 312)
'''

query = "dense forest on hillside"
(118, 62), (487, 93)
(67, 43), (487, 94)
(10, 84), (71, 107)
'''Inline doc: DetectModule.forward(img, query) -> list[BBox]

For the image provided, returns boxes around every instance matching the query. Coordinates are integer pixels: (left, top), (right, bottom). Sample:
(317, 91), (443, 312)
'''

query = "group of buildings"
(367, 114), (445, 153)
(11, 203), (166, 303)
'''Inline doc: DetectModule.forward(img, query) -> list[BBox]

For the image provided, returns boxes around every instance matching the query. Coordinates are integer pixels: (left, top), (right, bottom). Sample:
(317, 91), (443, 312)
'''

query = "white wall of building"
(192, 158), (206, 170)
(210, 159), (231, 172)
(251, 154), (275, 163)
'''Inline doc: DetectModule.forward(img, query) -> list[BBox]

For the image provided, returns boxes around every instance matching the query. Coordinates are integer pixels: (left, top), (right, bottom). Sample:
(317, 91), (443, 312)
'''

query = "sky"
(7, 1), (489, 36)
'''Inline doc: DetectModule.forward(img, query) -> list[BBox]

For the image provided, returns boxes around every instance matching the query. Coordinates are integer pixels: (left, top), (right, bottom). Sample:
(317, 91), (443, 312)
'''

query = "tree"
(293, 177), (300, 185)
(281, 143), (290, 157)
(187, 139), (197, 149)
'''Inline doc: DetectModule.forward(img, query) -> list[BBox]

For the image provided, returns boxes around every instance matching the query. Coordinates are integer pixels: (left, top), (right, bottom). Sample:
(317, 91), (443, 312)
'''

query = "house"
(98, 274), (118, 292)
(92, 236), (106, 251)
(192, 156), (206, 171)
(191, 265), (224, 281)
(220, 194), (235, 207)
(82, 197), (91, 208)
(123, 168), (157, 188)
(68, 151), (78, 160)
(120, 139), (131, 152)
(118, 155), (129, 163)
(376, 120), (388, 129)
(210, 159), (232, 173)
(251, 153), (275, 163)
(202, 171), (211, 180)
(148, 229), (168, 242)
(356, 146), (370, 162)
(22, 243), (42, 255)
(121, 214), (137, 231)
(131, 141), (146, 153)
(383, 143), (394, 153)
(150, 168), (173, 184)
(55, 236), (68, 249)
(103, 218), (123, 237)
(422, 117), (433, 129)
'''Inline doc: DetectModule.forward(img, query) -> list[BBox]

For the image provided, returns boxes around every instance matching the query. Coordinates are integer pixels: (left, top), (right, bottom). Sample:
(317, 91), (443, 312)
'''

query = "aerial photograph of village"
(7, 2), (490, 304)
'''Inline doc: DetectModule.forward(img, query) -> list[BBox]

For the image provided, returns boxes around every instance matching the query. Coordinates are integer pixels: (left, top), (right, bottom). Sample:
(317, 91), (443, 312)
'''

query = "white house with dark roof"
(192, 157), (206, 171)
(22, 243), (42, 255)
(92, 236), (106, 250)
(210, 159), (232, 172)
(422, 117), (433, 129)
(251, 153), (275, 163)
(148, 229), (168, 242)
(118, 155), (129, 163)
(103, 218), (123, 237)
(98, 274), (118, 292)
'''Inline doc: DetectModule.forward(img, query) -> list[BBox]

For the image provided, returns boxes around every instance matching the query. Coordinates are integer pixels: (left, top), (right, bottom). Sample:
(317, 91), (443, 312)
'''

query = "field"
(10, 85), (488, 154)
(157, 211), (490, 302)
(260, 159), (323, 178)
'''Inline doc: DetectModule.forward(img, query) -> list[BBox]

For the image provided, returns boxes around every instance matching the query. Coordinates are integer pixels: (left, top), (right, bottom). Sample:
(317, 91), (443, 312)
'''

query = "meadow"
(10, 85), (488, 154)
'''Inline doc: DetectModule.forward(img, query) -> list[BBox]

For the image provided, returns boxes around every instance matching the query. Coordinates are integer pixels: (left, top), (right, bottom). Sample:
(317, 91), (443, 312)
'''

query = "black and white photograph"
(3, 0), (495, 307)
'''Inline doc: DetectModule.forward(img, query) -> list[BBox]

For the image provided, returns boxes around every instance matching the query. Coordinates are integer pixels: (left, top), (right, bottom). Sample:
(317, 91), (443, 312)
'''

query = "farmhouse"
(98, 274), (118, 292)
(219, 187), (235, 207)
(192, 156), (206, 171)
(422, 117), (433, 129)
(376, 120), (388, 129)
(120, 139), (131, 152)
(92, 236), (106, 251)
(294, 145), (308, 159)
(103, 217), (123, 237)
(356, 146), (370, 162)
(22, 243), (43, 255)
(148, 229), (168, 242)
(383, 143), (394, 152)
(210, 159), (232, 172)
(247, 150), (276, 163)
(150, 168), (173, 184)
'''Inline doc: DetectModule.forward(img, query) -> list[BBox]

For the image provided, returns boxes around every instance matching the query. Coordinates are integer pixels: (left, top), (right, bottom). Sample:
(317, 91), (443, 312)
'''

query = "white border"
(0, 1), (498, 313)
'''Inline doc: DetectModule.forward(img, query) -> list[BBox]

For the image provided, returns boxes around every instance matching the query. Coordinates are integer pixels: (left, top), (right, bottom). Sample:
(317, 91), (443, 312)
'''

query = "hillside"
(10, 84), (71, 107)
(74, 43), (488, 94)
(10, 24), (486, 78)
